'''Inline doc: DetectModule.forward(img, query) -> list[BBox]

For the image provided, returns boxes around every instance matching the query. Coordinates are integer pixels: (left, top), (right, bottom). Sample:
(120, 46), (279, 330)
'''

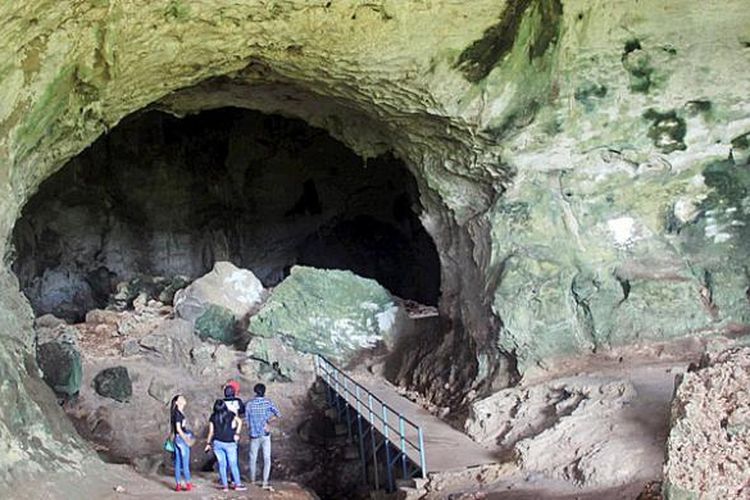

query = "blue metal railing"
(314, 355), (427, 491)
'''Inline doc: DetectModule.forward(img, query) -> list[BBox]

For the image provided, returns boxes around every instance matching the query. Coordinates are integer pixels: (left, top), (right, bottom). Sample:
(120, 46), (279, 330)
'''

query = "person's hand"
(234, 434), (240, 442)
(264, 424), (270, 434)
(204, 443), (211, 453)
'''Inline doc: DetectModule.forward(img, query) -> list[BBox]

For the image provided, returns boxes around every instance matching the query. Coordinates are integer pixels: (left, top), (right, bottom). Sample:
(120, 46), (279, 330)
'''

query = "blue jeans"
(174, 435), (192, 484)
(213, 440), (241, 487)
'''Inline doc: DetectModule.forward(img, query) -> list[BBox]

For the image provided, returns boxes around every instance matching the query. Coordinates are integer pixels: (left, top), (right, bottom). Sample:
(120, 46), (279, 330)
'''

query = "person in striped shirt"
(245, 383), (280, 490)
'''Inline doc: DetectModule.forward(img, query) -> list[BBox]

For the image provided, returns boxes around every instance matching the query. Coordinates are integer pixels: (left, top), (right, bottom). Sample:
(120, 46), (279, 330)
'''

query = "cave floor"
(20, 462), (316, 499)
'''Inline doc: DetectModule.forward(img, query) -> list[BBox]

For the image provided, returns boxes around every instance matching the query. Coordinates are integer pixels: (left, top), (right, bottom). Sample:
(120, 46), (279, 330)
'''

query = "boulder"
(245, 336), (313, 382)
(194, 305), (237, 344)
(664, 348), (750, 499)
(190, 342), (236, 375)
(84, 309), (121, 326)
(466, 376), (652, 488)
(93, 366), (133, 402)
(247, 266), (408, 363)
(138, 318), (193, 363)
(174, 261), (264, 323)
(36, 341), (82, 397)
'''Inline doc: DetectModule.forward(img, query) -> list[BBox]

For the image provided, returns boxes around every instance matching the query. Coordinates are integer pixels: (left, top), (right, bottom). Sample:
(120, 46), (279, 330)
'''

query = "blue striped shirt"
(245, 397), (280, 438)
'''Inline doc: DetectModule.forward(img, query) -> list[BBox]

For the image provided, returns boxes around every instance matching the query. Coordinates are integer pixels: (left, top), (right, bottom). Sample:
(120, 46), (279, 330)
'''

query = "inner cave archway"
(11, 107), (441, 322)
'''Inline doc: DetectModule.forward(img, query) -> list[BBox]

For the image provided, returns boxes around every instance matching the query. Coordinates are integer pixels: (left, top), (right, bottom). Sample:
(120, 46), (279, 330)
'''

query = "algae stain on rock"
(455, 0), (563, 83)
(643, 109), (687, 153)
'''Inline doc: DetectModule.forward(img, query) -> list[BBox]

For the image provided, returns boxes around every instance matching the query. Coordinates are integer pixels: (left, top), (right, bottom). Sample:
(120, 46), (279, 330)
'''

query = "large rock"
(248, 266), (407, 363)
(245, 336), (314, 383)
(36, 340), (82, 397)
(664, 348), (750, 499)
(465, 374), (663, 488)
(194, 305), (237, 345)
(174, 262), (264, 323)
(93, 366), (133, 402)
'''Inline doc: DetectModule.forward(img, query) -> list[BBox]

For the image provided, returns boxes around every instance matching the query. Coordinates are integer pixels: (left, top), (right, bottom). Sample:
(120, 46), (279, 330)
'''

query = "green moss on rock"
(36, 341), (82, 397)
(248, 266), (403, 363)
(195, 305), (237, 344)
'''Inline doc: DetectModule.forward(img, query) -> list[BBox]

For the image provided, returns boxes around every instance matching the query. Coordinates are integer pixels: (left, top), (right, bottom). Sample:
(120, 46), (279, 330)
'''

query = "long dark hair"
(170, 394), (182, 429)
(212, 399), (231, 429)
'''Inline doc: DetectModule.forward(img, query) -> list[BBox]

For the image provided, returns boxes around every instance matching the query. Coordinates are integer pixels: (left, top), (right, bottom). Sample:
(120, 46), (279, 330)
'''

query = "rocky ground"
(28, 259), (750, 499)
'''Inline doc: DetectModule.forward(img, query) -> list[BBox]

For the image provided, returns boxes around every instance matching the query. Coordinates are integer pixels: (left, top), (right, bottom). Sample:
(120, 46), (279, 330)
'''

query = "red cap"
(226, 379), (240, 395)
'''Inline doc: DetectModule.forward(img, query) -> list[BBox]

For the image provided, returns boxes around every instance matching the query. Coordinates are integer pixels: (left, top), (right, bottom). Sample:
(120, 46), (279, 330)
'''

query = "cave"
(2, 2), (750, 499)
(11, 107), (441, 322)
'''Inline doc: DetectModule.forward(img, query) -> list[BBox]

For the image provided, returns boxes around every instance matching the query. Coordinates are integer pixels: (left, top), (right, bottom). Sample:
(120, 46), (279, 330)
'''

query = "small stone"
(121, 339), (140, 357)
(93, 366), (133, 402)
(85, 309), (121, 326)
(114, 485), (125, 493)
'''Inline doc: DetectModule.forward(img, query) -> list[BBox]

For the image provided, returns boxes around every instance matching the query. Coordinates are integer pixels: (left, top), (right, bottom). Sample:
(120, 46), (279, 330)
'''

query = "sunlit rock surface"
(249, 266), (405, 364)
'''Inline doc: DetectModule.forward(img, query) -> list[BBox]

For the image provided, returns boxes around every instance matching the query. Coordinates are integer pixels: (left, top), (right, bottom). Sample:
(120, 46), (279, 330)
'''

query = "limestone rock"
(190, 342), (237, 376)
(245, 336), (313, 383)
(84, 309), (120, 326)
(147, 377), (176, 405)
(248, 266), (406, 363)
(93, 366), (133, 403)
(466, 376), (657, 488)
(664, 348), (750, 499)
(36, 341), (82, 397)
(138, 319), (193, 364)
(194, 305), (237, 345)
(174, 262), (264, 323)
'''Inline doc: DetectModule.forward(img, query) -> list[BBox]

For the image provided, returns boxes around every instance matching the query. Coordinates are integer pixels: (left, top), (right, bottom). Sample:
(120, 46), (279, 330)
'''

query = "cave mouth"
(11, 107), (441, 322)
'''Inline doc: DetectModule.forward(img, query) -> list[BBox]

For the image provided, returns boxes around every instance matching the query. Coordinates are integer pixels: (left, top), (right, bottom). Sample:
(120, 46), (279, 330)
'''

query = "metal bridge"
(315, 355), (495, 492)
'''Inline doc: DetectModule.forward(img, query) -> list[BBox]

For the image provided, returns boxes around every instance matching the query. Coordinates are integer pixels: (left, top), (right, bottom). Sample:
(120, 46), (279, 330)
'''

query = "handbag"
(163, 437), (175, 453)
(164, 410), (176, 452)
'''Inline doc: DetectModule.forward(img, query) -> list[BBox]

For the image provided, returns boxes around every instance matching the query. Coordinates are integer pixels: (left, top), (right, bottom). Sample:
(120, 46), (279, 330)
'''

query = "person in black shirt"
(205, 400), (246, 491)
(170, 394), (195, 492)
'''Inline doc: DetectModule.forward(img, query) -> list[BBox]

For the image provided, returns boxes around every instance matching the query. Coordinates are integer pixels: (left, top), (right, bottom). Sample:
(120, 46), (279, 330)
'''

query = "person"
(246, 383), (280, 490)
(223, 380), (245, 418)
(170, 394), (195, 492)
(205, 400), (247, 492)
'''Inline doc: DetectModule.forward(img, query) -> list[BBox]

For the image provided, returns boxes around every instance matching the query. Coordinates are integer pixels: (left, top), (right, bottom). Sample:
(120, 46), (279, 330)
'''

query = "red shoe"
(184, 483), (193, 491)
(175, 484), (182, 492)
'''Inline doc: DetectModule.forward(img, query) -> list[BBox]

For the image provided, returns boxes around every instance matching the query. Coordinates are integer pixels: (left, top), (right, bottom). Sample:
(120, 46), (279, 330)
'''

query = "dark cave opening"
(11, 107), (441, 322)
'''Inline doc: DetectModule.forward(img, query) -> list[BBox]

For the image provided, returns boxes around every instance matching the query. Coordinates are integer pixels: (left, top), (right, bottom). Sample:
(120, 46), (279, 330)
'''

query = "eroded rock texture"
(0, 0), (749, 488)
(664, 348), (750, 499)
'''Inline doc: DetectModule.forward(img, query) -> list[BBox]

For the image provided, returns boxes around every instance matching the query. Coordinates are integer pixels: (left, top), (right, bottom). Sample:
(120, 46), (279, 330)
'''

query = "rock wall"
(0, 0), (749, 486)
(664, 348), (750, 499)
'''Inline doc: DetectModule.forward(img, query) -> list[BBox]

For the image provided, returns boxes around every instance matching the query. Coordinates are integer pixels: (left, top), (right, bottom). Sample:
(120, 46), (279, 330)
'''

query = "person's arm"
(204, 422), (214, 452)
(264, 402), (280, 432)
(233, 416), (242, 442)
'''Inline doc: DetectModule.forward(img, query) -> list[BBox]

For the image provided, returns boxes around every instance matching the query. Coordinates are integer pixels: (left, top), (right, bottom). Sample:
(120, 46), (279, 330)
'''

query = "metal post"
(383, 406), (393, 491)
(343, 378), (352, 440)
(399, 417), (408, 479)
(355, 385), (366, 484)
(417, 427), (427, 479)
(334, 371), (341, 417)
(368, 395), (379, 489)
